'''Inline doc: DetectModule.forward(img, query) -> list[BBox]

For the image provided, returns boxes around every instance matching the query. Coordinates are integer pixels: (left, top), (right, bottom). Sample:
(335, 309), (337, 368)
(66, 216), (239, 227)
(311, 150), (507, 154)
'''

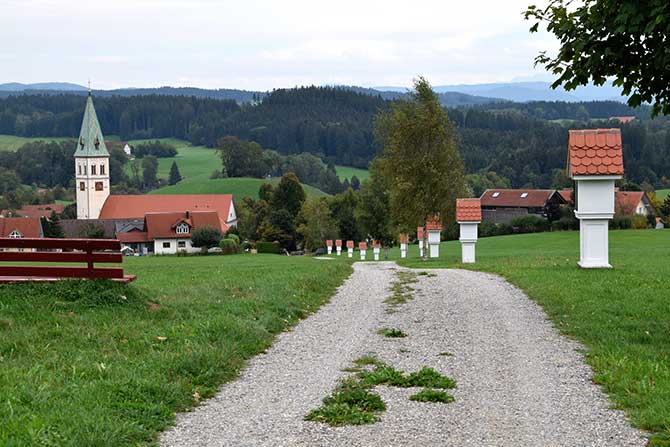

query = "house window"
(175, 223), (190, 235)
(95, 182), (103, 191)
(520, 192), (529, 198)
(91, 165), (97, 175)
(83, 165), (87, 175)
(163, 242), (171, 248)
(100, 164), (105, 175)
(78, 165), (82, 175)
(178, 241), (186, 248)
(8, 230), (22, 238)
(79, 182), (85, 191)
(492, 192), (500, 198)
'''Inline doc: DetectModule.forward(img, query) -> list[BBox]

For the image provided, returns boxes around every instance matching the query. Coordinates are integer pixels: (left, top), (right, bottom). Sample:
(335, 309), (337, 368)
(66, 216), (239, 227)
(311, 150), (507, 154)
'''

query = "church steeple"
(74, 92), (109, 157)
(74, 92), (110, 220)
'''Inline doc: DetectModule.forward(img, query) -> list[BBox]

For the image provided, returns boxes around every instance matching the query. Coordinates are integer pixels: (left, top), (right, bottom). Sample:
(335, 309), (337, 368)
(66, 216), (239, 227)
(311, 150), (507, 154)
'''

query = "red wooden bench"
(0, 238), (136, 284)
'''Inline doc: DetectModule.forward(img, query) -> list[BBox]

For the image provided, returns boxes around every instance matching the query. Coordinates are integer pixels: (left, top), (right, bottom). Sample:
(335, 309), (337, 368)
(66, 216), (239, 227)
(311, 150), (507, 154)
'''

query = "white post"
(418, 240), (424, 257)
(348, 247), (353, 258)
(400, 243), (407, 258)
(327, 246), (332, 254)
(336, 246), (341, 256)
(360, 249), (366, 260)
(373, 246), (380, 261)
(459, 222), (479, 263)
(428, 230), (441, 258)
(336, 241), (342, 256)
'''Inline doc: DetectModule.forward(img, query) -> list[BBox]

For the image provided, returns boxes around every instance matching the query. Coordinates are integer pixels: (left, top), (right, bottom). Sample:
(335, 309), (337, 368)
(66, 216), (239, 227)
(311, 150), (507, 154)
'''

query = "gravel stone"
(160, 262), (646, 447)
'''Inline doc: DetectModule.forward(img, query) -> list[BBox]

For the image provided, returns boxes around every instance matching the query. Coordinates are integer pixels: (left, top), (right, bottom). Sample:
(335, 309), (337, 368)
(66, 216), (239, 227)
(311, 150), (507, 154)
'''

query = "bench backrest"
(0, 238), (126, 279)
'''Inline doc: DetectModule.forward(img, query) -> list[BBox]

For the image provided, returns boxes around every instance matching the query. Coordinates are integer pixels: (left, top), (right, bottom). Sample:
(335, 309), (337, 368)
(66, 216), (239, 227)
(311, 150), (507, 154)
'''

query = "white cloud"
(0, 0), (559, 89)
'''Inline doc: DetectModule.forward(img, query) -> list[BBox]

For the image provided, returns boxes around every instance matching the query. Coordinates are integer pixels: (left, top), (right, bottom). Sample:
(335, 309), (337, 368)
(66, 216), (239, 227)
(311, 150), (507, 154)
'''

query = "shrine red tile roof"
(568, 129), (624, 176)
(326, 240), (333, 246)
(456, 198), (482, 222)
(417, 227), (424, 238)
(425, 215), (442, 231)
(358, 242), (367, 250)
(346, 240), (354, 248)
(335, 239), (342, 246)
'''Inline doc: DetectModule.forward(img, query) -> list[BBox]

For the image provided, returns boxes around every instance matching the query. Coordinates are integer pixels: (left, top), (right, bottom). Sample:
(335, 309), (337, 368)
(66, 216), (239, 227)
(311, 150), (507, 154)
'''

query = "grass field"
(151, 176), (329, 199)
(371, 229), (669, 445)
(656, 189), (670, 200)
(0, 135), (75, 151)
(0, 254), (352, 446)
(335, 165), (369, 182)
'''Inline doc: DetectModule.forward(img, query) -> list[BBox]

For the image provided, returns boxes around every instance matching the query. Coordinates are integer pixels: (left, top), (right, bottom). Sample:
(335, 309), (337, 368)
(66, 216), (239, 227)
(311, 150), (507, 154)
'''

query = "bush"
(552, 216), (579, 231)
(479, 221), (513, 238)
(225, 233), (240, 244)
(510, 215), (550, 234)
(210, 170), (224, 179)
(219, 238), (239, 255)
(611, 215), (632, 229)
(632, 214), (648, 229)
(191, 225), (223, 248)
(241, 241), (254, 251)
(256, 241), (281, 254)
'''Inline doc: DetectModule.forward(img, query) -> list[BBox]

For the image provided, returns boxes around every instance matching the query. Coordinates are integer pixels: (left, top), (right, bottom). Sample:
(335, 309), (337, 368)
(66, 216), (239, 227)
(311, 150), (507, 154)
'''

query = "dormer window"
(175, 223), (190, 235)
(8, 230), (22, 238)
(94, 137), (100, 149)
(492, 192), (500, 198)
(520, 192), (529, 198)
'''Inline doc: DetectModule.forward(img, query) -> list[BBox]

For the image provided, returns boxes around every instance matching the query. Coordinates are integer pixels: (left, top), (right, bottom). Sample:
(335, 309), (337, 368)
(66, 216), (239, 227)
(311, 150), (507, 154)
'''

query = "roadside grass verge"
(0, 254), (352, 446)
(307, 355), (456, 426)
(392, 230), (670, 445)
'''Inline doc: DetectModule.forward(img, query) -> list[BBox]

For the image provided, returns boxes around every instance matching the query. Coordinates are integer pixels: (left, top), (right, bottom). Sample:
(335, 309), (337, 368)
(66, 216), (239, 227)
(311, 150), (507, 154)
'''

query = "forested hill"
(1, 87), (669, 187)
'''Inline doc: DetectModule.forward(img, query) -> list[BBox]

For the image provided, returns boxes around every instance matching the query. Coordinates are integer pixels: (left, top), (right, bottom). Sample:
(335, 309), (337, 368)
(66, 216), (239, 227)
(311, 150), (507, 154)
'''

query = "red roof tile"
(100, 194), (234, 232)
(425, 214), (442, 231)
(399, 233), (409, 243)
(335, 239), (342, 246)
(117, 231), (150, 243)
(346, 240), (354, 248)
(0, 217), (43, 238)
(372, 240), (381, 248)
(1, 203), (65, 219)
(615, 191), (646, 215)
(480, 189), (564, 208)
(558, 189), (574, 204)
(456, 198), (482, 222)
(326, 240), (333, 246)
(145, 211), (221, 240)
(568, 129), (624, 176)
(417, 227), (424, 238)
(359, 242), (367, 250)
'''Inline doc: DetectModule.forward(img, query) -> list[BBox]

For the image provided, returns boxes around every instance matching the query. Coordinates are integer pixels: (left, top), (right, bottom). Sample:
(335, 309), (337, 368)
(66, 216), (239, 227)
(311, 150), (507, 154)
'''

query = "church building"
(73, 93), (236, 253)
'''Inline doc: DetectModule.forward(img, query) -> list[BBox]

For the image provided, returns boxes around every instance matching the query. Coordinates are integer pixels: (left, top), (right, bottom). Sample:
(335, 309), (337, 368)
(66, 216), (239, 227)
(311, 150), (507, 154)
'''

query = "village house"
(0, 203), (65, 219)
(0, 217), (43, 251)
(559, 188), (655, 216)
(479, 189), (567, 223)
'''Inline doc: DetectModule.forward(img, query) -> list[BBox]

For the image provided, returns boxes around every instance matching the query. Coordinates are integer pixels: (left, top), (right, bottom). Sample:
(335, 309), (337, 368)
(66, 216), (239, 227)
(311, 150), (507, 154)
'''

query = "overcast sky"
(0, 0), (557, 90)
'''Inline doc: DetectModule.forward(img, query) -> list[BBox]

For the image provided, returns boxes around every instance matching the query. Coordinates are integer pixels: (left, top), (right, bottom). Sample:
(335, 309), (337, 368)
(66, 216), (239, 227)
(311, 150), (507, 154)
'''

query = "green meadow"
(0, 134), (74, 151)
(334, 165), (369, 182)
(656, 189), (670, 200)
(0, 254), (351, 446)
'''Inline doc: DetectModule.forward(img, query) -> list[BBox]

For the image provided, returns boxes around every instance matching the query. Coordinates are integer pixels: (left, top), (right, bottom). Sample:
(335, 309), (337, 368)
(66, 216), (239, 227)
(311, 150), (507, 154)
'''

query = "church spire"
(74, 93), (109, 157)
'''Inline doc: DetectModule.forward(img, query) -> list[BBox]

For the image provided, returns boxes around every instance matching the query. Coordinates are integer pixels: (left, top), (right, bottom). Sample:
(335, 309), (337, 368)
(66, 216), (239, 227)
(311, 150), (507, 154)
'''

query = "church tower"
(75, 92), (110, 220)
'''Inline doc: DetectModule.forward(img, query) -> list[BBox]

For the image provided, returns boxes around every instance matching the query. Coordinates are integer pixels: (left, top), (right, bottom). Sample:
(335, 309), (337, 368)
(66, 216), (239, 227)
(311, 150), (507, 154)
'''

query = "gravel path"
(161, 262), (646, 447)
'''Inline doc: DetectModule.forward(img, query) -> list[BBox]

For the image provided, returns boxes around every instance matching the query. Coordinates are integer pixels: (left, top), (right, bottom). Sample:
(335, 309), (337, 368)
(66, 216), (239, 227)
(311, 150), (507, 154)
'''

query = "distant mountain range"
(0, 80), (626, 104)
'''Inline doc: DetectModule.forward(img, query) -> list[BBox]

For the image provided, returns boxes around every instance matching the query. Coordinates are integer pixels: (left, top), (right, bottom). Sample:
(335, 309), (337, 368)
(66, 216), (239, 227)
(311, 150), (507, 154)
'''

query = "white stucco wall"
(154, 238), (200, 255)
(75, 156), (110, 220)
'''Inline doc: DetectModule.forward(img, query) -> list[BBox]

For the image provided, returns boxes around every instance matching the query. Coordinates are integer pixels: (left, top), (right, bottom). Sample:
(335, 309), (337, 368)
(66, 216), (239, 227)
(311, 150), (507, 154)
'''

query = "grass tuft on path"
(377, 328), (408, 338)
(409, 389), (455, 403)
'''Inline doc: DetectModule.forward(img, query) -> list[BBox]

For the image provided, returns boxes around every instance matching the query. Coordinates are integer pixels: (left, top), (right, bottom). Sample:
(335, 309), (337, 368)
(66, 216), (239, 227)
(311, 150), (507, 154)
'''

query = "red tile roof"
(346, 240), (354, 248)
(425, 214), (442, 231)
(0, 217), (43, 238)
(100, 194), (233, 232)
(456, 198), (482, 222)
(326, 240), (333, 246)
(1, 203), (65, 219)
(399, 233), (409, 244)
(568, 129), (624, 176)
(615, 191), (646, 215)
(558, 189), (574, 204)
(145, 211), (221, 240)
(359, 242), (367, 250)
(335, 239), (342, 246)
(417, 227), (424, 238)
(480, 189), (563, 208)
(372, 240), (381, 248)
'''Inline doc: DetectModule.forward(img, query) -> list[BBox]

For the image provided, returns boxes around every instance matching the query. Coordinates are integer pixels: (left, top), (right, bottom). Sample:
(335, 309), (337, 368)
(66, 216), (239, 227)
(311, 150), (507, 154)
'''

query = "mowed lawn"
(656, 189), (670, 200)
(0, 255), (352, 446)
(388, 230), (670, 445)
(335, 165), (369, 182)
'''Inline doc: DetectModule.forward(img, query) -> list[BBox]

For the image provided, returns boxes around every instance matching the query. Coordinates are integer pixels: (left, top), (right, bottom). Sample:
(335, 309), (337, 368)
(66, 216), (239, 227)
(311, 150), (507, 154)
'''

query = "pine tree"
(168, 161), (182, 185)
(350, 175), (361, 191)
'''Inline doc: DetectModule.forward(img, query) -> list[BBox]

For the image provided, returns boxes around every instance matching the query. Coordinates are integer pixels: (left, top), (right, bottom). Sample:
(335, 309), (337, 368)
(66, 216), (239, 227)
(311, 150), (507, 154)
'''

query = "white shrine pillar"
(568, 129), (624, 268)
(399, 233), (408, 258)
(335, 239), (342, 256)
(373, 241), (381, 261)
(417, 227), (424, 257)
(426, 215), (442, 258)
(346, 240), (354, 258)
(456, 198), (481, 264)
(359, 242), (367, 260)
(326, 239), (333, 255)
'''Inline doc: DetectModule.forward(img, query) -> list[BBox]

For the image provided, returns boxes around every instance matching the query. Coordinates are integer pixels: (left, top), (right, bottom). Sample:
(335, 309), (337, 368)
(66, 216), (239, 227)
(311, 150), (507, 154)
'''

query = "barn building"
(479, 189), (567, 224)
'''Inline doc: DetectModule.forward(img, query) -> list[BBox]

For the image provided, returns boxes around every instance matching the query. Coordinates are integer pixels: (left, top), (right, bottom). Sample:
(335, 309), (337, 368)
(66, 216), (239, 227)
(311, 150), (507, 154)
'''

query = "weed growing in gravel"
(378, 328), (407, 338)
(438, 351), (454, 357)
(384, 271), (418, 311)
(409, 389), (454, 403)
(306, 355), (457, 426)
(417, 271), (437, 277)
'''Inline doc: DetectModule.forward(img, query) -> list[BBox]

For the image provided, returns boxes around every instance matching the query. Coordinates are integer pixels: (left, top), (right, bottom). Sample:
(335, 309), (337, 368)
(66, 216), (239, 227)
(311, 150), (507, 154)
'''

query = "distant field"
(152, 176), (329, 199)
(656, 189), (670, 200)
(0, 135), (74, 151)
(335, 165), (369, 182)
